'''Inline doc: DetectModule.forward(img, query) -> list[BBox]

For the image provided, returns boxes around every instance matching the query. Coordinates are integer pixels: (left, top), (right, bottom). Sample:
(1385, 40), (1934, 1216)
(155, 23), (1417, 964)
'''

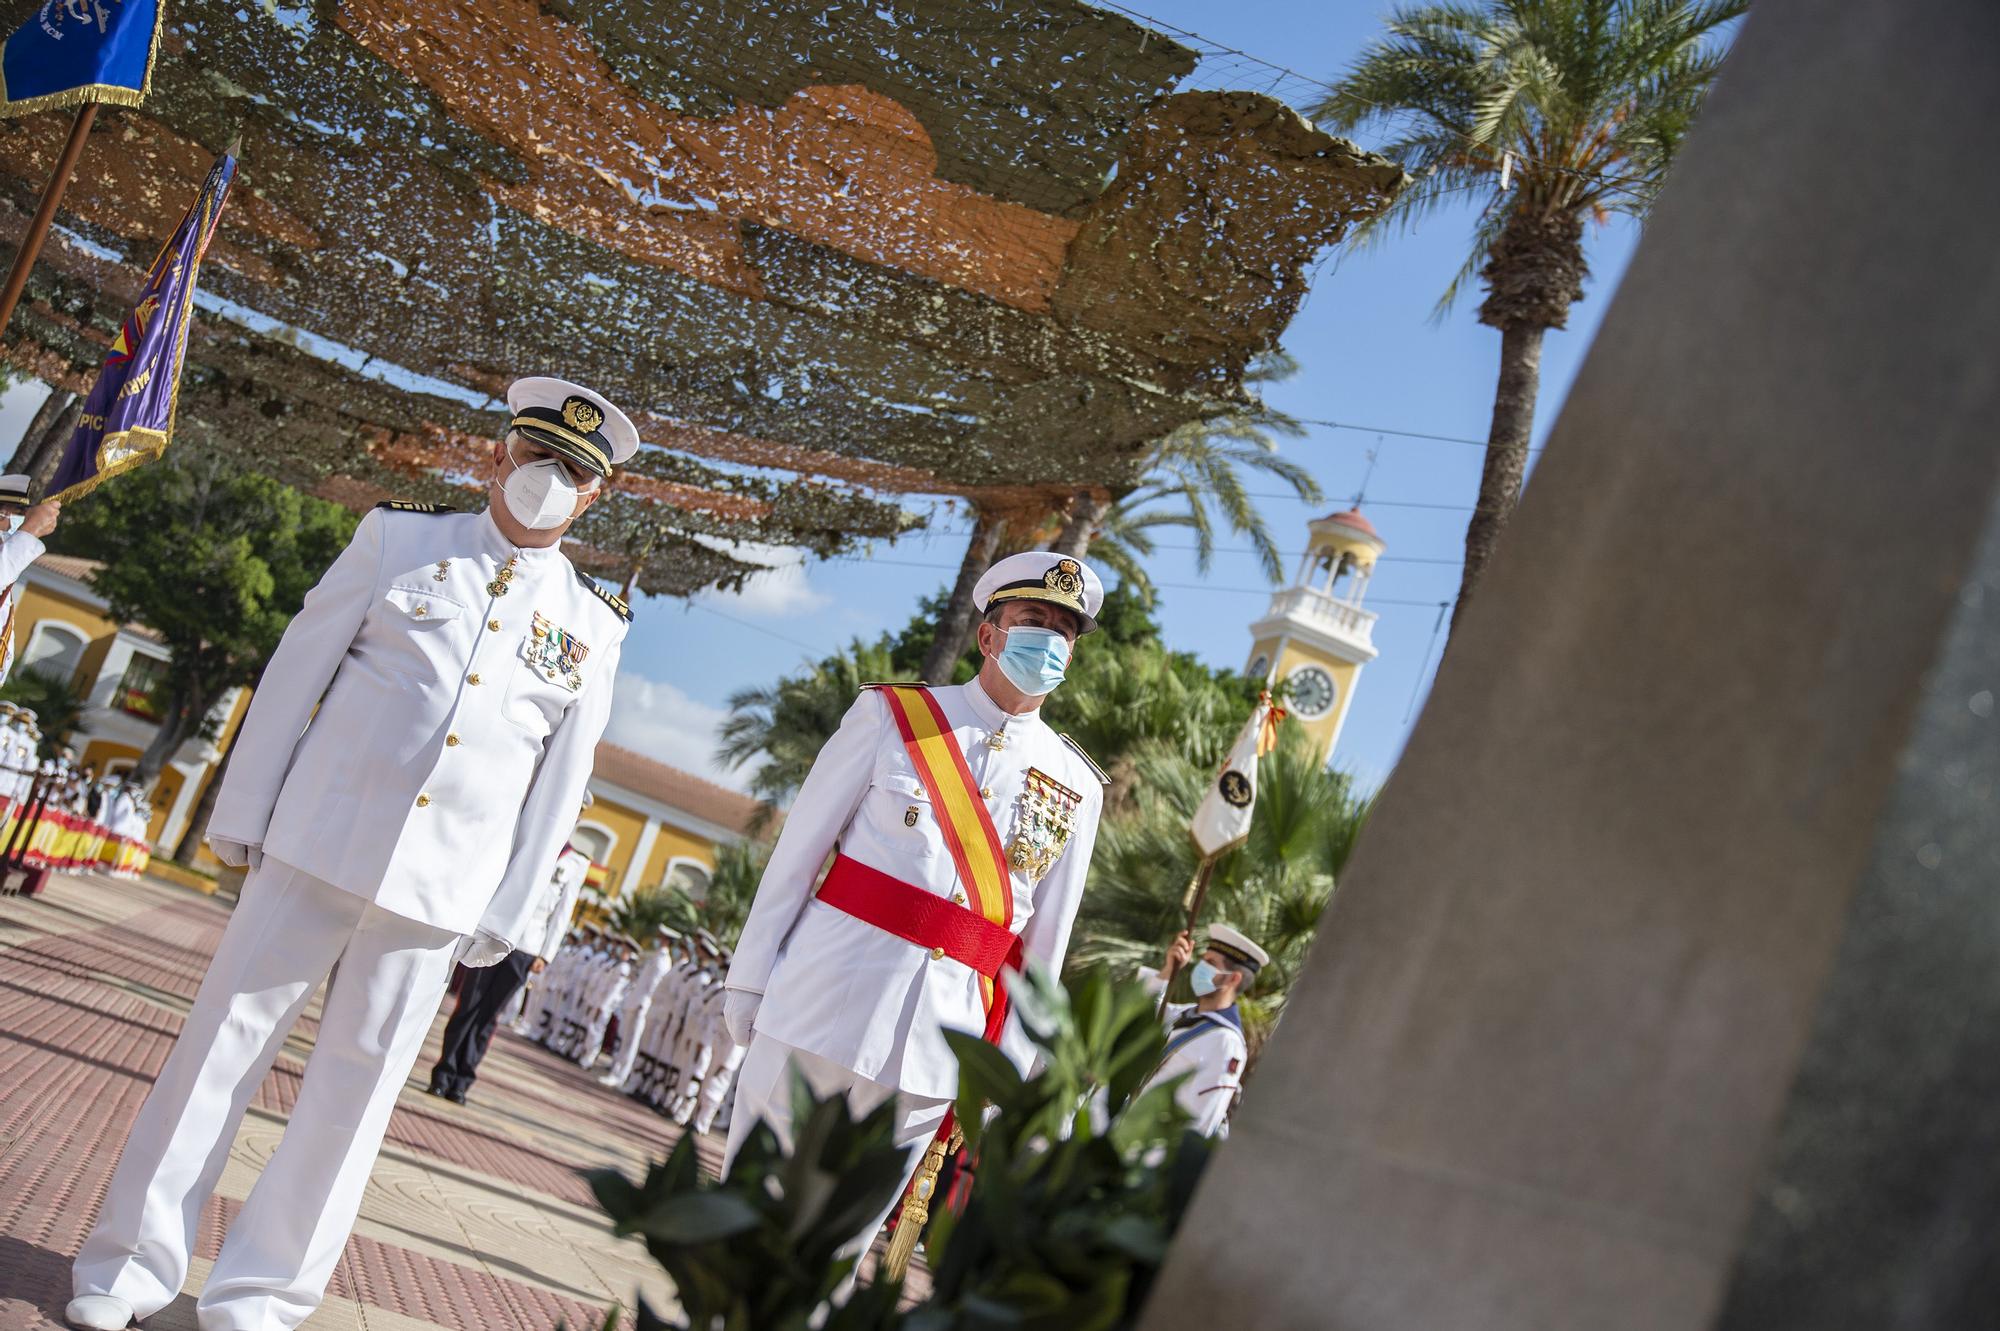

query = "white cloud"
(692, 540), (829, 618)
(604, 670), (760, 792)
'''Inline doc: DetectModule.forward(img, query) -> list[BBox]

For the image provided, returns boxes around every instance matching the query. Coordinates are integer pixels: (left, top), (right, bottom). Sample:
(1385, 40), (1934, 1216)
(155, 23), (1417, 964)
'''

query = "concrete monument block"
(1137, 2), (2000, 1327)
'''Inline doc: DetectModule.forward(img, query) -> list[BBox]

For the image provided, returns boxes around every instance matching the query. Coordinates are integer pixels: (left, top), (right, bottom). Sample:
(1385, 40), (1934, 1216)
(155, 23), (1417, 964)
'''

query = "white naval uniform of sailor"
(722, 675), (1104, 1253)
(1138, 967), (1249, 1139)
(0, 522), (45, 686)
(604, 944), (674, 1085)
(74, 504), (627, 1330)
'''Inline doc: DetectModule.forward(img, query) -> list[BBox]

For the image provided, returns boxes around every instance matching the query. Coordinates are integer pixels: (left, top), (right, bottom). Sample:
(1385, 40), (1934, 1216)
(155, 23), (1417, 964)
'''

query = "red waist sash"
(817, 852), (1023, 1042)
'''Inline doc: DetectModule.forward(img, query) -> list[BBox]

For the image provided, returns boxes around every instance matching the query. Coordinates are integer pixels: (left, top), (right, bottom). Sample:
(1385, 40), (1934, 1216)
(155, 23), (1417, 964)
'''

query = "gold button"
(414, 604), (427, 617)
(488, 619), (501, 631)
(929, 946), (945, 961)
(415, 794), (432, 807)
(446, 733), (461, 747)
(952, 891), (967, 906)
(980, 786), (993, 799)
(467, 673), (482, 685)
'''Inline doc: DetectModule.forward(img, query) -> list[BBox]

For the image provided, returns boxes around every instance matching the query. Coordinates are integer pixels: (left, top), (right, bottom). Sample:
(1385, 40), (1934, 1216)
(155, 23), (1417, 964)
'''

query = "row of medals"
(990, 723), (1080, 884)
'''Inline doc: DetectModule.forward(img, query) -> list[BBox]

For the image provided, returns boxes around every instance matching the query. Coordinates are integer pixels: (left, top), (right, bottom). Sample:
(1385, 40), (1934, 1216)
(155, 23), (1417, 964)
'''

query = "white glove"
(723, 988), (761, 1046)
(453, 932), (513, 968)
(208, 838), (260, 870)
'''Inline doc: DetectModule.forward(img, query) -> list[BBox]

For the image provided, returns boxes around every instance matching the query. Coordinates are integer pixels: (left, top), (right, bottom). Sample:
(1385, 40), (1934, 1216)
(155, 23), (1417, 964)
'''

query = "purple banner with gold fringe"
(48, 143), (235, 503)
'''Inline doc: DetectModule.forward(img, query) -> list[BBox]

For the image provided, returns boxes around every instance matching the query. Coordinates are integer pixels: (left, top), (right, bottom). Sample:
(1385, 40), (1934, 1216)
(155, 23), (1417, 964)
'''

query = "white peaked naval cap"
(505, 376), (639, 477)
(973, 550), (1105, 634)
(0, 473), (30, 507)
(1205, 923), (1269, 973)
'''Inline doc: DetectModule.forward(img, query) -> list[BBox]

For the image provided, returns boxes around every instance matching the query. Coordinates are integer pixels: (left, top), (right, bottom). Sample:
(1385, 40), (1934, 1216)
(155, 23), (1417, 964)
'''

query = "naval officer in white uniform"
(68, 377), (639, 1331)
(1138, 924), (1268, 1139)
(721, 550), (1109, 1257)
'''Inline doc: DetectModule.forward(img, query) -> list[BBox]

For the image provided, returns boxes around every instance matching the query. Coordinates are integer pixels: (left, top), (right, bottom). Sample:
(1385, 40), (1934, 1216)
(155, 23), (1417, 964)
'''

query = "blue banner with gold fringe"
(47, 142), (235, 502)
(0, 0), (162, 118)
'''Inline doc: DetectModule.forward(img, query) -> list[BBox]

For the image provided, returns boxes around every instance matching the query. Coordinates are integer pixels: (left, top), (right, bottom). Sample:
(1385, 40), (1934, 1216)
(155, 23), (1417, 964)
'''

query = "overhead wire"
(1093, 0), (1666, 200)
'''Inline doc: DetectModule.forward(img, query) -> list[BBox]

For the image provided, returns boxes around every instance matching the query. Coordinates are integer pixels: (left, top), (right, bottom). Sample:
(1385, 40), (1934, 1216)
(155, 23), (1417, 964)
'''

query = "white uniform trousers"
(73, 859), (459, 1330)
(603, 992), (654, 1086)
(722, 1036), (950, 1264)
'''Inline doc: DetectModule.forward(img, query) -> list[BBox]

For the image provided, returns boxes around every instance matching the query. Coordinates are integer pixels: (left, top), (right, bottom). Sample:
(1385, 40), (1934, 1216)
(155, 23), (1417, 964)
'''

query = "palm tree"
(715, 637), (904, 808)
(0, 667), (89, 756)
(1071, 723), (1371, 1049)
(1314, 0), (1744, 624)
(919, 356), (1320, 676)
(1051, 352), (1320, 574)
(1082, 405), (1320, 601)
(609, 884), (679, 942)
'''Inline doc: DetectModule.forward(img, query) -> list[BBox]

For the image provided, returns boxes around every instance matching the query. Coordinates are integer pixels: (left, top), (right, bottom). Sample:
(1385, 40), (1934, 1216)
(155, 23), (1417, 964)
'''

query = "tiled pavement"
(0, 870), (693, 1331)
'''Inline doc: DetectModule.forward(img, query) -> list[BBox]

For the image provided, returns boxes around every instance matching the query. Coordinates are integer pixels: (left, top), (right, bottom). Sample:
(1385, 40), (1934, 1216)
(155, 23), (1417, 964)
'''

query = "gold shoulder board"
(1059, 733), (1109, 786)
(375, 500), (456, 514)
(577, 571), (633, 622)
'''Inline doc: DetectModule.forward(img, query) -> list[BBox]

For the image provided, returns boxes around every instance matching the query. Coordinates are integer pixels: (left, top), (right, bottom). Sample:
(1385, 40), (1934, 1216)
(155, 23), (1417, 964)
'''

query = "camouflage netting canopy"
(0, 0), (1403, 596)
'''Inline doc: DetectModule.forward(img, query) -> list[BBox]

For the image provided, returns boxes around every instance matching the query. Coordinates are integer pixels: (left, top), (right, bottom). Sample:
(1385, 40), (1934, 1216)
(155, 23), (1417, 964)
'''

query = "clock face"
(1287, 666), (1337, 719)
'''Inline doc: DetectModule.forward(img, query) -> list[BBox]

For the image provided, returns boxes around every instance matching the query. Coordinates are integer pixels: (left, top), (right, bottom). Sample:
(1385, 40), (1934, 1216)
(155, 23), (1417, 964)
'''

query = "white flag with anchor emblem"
(1190, 695), (1281, 859)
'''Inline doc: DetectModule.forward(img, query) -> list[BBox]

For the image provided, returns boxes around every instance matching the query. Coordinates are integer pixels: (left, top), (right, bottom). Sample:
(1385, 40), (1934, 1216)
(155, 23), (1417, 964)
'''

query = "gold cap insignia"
(1045, 558), (1084, 601)
(561, 395), (606, 435)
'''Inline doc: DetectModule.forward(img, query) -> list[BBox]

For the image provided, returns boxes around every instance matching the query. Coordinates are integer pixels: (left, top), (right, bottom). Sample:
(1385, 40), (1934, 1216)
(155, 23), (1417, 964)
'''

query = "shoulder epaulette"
(1060, 733), (1109, 786)
(859, 681), (920, 691)
(577, 569), (633, 622)
(374, 500), (456, 515)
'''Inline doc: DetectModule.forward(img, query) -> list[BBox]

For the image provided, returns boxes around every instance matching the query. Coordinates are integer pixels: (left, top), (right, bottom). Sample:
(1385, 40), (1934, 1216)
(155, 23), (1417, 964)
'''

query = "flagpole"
(1159, 854), (1218, 1019)
(0, 102), (98, 338)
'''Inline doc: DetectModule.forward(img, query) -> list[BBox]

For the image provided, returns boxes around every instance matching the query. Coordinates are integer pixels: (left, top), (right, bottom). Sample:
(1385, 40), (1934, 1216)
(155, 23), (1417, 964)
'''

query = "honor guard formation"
(495, 918), (747, 1133)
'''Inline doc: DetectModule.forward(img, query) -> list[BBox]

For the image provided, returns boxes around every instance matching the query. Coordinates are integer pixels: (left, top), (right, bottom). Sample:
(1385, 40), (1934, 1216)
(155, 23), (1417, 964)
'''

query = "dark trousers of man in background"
(429, 951), (537, 1102)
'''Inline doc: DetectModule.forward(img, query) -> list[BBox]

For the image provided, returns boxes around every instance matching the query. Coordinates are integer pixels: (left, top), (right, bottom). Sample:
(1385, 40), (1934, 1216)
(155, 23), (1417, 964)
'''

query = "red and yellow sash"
(870, 684), (1015, 1018)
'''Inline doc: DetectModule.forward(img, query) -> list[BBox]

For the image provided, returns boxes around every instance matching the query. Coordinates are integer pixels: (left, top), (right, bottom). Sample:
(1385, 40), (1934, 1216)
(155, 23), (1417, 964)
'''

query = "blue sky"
(0, 0), (1641, 796)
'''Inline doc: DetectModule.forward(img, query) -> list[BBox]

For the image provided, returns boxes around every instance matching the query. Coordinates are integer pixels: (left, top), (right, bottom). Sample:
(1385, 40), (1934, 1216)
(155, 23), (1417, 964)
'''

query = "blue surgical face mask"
(995, 625), (1071, 697)
(1189, 960), (1221, 997)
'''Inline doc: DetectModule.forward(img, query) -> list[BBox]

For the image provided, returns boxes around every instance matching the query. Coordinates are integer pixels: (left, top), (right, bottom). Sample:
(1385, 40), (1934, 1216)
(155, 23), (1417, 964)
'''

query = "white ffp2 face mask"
(500, 457), (582, 530)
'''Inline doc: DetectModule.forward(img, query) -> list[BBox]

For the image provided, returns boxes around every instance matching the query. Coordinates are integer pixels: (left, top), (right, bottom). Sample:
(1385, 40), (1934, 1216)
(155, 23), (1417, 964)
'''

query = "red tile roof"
(591, 742), (764, 838)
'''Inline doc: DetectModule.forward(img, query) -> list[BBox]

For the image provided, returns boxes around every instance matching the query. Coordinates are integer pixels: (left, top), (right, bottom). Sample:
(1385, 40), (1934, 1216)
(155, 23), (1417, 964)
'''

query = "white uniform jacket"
(0, 527), (45, 685)
(207, 506), (627, 948)
(727, 677), (1105, 1100)
(1139, 967), (1248, 1139)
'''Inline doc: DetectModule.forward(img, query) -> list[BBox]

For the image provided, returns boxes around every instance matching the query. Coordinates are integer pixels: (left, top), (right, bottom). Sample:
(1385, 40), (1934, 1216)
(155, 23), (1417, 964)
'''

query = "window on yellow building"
(115, 654), (171, 721)
(20, 623), (87, 684)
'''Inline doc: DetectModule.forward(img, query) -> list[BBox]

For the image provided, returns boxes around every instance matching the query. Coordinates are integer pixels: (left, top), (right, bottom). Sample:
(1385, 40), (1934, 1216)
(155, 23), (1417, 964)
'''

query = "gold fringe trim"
(48, 429), (166, 505)
(0, 83), (145, 119)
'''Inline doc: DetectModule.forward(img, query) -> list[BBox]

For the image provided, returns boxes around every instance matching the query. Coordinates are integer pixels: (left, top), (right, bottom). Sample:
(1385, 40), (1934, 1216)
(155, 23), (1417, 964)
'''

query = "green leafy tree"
(1314, 0), (1744, 623)
(718, 587), (1256, 807)
(50, 453), (358, 784)
(1072, 723), (1371, 1041)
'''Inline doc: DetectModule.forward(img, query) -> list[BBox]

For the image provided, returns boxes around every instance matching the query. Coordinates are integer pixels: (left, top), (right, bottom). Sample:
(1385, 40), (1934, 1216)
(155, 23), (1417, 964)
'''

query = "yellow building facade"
(7, 556), (760, 886)
(7, 555), (248, 861)
(1244, 508), (1385, 762)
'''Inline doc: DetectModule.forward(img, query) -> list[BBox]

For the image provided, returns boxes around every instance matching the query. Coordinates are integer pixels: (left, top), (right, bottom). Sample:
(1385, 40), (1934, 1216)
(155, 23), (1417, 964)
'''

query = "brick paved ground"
(0, 870), (695, 1331)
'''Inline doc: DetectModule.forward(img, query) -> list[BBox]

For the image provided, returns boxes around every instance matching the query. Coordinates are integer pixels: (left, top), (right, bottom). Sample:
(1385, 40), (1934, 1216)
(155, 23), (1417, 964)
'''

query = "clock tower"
(1244, 507), (1384, 762)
